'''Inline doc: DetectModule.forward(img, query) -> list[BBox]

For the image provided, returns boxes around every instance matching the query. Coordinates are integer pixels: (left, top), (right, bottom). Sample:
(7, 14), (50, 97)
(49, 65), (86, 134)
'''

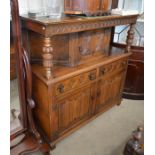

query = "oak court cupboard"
(20, 0), (138, 148)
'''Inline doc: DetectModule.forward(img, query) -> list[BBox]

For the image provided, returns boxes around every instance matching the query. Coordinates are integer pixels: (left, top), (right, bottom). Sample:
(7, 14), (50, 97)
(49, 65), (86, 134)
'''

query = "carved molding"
(46, 17), (137, 36)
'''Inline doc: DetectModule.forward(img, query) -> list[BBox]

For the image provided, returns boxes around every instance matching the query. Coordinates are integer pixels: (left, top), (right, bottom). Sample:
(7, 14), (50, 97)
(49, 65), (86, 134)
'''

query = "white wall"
(118, 0), (144, 13)
(18, 0), (28, 14)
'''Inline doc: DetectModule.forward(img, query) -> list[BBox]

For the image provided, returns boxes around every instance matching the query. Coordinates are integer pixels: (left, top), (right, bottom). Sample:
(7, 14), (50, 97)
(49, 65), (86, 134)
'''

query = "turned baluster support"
(42, 37), (53, 79)
(126, 23), (136, 53)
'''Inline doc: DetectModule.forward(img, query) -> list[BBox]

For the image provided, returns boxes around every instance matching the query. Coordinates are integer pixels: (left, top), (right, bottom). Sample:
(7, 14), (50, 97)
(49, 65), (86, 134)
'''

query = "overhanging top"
(21, 14), (138, 37)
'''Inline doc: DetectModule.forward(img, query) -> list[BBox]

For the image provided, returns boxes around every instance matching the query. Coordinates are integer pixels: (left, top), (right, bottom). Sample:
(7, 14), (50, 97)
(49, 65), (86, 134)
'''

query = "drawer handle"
(57, 84), (64, 93)
(89, 74), (96, 81)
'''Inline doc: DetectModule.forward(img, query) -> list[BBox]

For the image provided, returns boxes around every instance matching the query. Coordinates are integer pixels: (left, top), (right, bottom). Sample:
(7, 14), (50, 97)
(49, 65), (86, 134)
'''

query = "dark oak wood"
(21, 6), (138, 149)
(10, 43), (17, 80)
(64, 0), (112, 16)
(21, 14), (138, 79)
(10, 0), (51, 154)
(113, 43), (144, 100)
(10, 21), (17, 80)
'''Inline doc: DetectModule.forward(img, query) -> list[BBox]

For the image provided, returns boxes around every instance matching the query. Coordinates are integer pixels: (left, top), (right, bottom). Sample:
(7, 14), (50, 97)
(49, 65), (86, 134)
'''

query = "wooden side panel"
(32, 75), (51, 138)
(57, 86), (91, 133)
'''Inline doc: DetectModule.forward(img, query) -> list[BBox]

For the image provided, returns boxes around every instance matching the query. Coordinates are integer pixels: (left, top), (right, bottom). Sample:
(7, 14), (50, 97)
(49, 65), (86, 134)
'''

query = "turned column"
(42, 37), (53, 79)
(126, 23), (136, 53)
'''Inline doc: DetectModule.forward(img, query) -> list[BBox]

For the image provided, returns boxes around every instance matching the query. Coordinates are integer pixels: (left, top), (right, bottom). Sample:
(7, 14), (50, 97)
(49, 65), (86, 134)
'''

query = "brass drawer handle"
(89, 74), (96, 81)
(57, 84), (65, 93)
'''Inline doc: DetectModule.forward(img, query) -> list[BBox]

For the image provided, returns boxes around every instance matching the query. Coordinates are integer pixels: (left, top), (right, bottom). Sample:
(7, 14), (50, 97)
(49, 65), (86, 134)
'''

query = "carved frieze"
(46, 17), (137, 36)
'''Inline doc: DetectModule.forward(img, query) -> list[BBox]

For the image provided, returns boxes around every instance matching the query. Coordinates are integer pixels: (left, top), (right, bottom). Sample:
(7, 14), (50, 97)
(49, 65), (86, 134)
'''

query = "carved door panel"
(95, 72), (125, 113)
(79, 31), (94, 56)
(95, 79), (112, 112)
(57, 86), (91, 133)
(79, 29), (111, 58)
(65, 0), (72, 10)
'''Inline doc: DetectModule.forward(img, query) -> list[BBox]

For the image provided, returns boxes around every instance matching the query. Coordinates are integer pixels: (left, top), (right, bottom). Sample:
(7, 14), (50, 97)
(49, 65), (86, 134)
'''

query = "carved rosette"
(42, 37), (53, 79)
(126, 23), (136, 53)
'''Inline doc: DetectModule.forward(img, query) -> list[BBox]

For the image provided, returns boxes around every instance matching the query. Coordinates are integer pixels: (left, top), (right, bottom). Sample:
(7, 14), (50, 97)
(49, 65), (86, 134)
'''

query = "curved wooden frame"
(10, 0), (51, 154)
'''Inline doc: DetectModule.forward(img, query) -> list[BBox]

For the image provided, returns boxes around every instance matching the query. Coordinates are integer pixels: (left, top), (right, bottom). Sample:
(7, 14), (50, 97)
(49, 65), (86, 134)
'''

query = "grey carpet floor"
(10, 80), (144, 155)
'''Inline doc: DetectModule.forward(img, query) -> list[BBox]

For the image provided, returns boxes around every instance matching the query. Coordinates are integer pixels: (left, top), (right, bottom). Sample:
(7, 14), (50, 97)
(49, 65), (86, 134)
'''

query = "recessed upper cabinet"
(64, 0), (112, 16)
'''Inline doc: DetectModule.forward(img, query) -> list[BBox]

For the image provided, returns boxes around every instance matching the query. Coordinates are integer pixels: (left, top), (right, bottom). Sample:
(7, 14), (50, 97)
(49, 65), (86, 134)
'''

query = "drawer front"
(55, 69), (96, 96)
(99, 59), (128, 77)
(114, 59), (128, 72)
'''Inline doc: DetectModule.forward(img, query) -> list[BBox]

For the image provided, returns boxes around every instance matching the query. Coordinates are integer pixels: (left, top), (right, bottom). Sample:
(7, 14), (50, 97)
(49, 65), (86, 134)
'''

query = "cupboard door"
(95, 78), (112, 112)
(95, 72), (125, 113)
(111, 72), (125, 104)
(57, 86), (91, 133)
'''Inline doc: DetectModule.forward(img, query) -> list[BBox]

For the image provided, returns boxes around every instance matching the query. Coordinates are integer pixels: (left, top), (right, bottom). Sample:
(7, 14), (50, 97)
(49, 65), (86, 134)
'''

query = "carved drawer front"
(99, 59), (128, 77)
(57, 86), (91, 133)
(99, 63), (113, 77)
(115, 59), (128, 72)
(55, 69), (96, 96)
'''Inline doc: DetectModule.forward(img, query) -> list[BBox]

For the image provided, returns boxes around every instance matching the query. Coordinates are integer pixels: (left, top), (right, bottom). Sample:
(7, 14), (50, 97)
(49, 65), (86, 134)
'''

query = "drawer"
(99, 59), (128, 77)
(115, 59), (128, 71)
(55, 69), (96, 96)
(99, 63), (113, 77)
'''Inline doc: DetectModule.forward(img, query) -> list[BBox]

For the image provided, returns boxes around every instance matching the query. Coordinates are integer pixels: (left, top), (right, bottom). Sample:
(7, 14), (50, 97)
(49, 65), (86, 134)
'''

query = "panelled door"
(57, 86), (92, 134)
(95, 72), (125, 113)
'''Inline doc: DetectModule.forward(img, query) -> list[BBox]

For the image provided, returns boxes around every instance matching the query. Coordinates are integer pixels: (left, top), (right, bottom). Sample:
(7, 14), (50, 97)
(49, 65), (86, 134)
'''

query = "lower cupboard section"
(50, 70), (126, 141)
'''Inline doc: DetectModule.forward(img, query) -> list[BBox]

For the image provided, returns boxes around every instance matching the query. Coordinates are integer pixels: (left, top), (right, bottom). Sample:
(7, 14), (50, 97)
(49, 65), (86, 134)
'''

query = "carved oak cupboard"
(21, 14), (138, 147)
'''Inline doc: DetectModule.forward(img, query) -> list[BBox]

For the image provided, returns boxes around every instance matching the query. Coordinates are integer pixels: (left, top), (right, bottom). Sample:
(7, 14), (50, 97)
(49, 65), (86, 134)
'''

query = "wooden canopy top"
(21, 14), (138, 37)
